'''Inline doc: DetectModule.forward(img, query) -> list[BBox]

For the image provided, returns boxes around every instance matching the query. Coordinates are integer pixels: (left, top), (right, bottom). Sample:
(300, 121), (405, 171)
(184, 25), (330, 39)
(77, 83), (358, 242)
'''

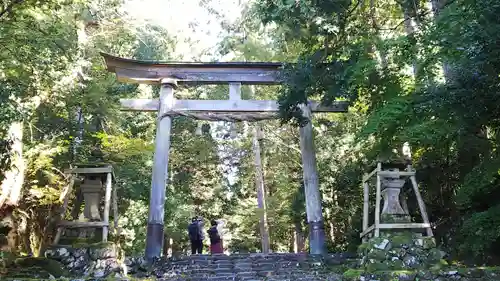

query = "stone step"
(120, 253), (353, 281)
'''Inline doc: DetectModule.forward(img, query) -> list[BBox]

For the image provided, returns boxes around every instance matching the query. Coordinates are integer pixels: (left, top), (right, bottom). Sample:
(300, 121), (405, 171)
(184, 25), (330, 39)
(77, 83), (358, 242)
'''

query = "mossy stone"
(368, 237), (386, 248)
(407, 246), (424, 257)
(343, 268), (363, 279)
(367, 249), (387, 260)
(426, 248), (444, 264)
(366, 261), (390, 272)
(357, 242), (369, 255)
(390, 270), (417, 281)
(390, 233), (413, 247)
(14, 257), (70, 277)
(0, 250), (16, 267)
(327, 264), (348, 274)
(466, 267), (484, 278)
(484, 267), (500, 278)
(422, 237), (437, 249)
(390, 258), (404, 270)
(72, 241), (115, 249)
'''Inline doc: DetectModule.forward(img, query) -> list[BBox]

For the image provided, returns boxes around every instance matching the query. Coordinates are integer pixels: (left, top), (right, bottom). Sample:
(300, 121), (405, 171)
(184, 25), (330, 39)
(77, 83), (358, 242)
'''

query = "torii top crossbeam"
(100, 52), (348, 117)
(101, 52), (283, 85)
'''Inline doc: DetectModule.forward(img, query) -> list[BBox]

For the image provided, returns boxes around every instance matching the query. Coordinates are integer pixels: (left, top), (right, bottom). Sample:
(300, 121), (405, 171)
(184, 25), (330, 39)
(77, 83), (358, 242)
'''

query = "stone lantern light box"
(53, 163), (118, 245)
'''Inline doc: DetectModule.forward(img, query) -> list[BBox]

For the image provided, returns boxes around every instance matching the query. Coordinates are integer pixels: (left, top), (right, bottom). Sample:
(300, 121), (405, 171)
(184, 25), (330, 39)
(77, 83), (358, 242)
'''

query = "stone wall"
(44, 243), (124, 278)
(343, 268), (500, 281)
(353, 232), (500, 281)
(2, 246), (500, 281)
(358, 232), (446, 272)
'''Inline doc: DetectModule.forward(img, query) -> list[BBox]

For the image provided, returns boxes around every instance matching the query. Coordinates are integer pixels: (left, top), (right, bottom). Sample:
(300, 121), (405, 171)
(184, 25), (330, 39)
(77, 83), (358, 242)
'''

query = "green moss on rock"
(367, 249), (386, 260)
(71, 241), (115, 249)
(390, 258), (404, 270)
(422, 237), (436, 249)
(366, 261), (390, 272)
(389, 233), (413, 247)
(357, 242), (369, 255)
(426, 248), (445, 264)
(343, 269), (363, 278)
(0, 251), (16, 267)
(12, 257), (70, 277)
(326, 264), (349, 274)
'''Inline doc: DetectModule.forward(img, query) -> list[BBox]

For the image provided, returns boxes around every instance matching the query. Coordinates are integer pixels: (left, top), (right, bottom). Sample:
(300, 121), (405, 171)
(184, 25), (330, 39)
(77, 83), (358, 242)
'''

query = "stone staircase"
(127, 253), (357, 281)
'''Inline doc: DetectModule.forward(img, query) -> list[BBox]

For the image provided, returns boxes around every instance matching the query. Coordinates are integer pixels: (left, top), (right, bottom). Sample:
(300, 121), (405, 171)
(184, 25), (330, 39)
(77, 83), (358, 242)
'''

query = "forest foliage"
(1, 0), (500, 265)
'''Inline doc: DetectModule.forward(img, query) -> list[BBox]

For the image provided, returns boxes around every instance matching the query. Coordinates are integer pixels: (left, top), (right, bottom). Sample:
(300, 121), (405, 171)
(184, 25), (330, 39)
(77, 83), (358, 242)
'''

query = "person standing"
(188, 217), (204, 254)
(208, 219), (223, 254)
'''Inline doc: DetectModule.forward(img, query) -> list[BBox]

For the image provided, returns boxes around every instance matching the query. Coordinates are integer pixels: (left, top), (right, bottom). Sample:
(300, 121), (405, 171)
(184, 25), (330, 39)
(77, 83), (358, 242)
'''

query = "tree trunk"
(369, 0), (389, 69)
(252, 125), (270, 253)
(294, 222), (305, 253)
(0, 122), (25, 208)
(430, 0), (453, 82)
(289, 227), (295, 252)
(163, 233), (172, 257)
(400, 2), (419, 76)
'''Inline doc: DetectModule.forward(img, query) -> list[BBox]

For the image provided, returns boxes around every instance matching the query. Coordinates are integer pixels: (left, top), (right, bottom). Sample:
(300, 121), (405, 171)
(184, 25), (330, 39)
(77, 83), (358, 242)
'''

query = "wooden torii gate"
(101, 53), (349, 259)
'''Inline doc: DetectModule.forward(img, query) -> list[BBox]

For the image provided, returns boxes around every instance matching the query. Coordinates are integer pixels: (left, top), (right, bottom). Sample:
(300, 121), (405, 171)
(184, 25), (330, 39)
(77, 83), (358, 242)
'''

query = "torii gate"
(101, 53), (349, 259)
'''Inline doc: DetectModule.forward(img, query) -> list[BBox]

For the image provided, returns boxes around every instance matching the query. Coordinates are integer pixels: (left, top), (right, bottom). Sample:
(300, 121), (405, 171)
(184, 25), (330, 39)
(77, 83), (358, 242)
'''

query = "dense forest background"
(1, 0), (500, 266)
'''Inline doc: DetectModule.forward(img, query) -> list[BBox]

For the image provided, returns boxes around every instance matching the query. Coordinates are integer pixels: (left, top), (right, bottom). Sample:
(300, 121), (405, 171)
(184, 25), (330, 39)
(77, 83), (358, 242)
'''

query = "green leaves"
(251, 0), (500, 262)
(456, 156), (500, 210)
(457, 205), (500, 260)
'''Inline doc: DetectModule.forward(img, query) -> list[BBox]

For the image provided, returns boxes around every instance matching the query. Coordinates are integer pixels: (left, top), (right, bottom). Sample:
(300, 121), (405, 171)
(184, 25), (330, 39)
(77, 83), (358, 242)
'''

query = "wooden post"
(252, 125), (270, 253)
(246, 83), (270, 253)
(145, 78), (176, 260)
(362, 180), (369, 242)
(374, 163), (382, 237)
(112, 182), (119, 236)
(229, 83), (242, 100)
(53, 175), (75, 245)
(409, 175), (434, 237)
(298, 104), (325, 255)
(102, 171), (113, 242)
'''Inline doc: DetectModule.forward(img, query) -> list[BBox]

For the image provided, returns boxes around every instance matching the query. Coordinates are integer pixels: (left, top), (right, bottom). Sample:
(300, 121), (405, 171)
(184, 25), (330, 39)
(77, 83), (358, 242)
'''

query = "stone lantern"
(380, 167), (411, 223)
(53, 164), (117, 245)
(360, 161), (433, 241)
(80, 175), (103, 221)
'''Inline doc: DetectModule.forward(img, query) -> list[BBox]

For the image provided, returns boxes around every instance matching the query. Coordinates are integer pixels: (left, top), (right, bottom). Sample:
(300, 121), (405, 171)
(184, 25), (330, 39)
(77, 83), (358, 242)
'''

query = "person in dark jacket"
(188, 217), (204, 254)
(208, 219), (223, 254)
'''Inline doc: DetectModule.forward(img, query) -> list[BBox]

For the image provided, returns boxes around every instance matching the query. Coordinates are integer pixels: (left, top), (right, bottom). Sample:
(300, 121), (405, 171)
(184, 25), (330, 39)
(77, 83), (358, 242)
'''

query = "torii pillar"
(299, 105), (326, 254)
(145, 78), (176, 259)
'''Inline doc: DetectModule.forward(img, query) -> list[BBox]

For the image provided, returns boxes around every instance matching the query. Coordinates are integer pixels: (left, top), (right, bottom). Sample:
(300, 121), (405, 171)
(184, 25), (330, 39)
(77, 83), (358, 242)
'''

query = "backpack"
(208, 226), (221, 244)
(188, 222), (200, 241)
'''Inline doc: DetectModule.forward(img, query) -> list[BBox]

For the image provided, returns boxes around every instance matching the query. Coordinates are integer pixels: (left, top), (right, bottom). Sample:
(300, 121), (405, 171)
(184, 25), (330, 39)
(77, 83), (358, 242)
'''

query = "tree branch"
(0, 0), (24, 20)
(380, 0), (457, 31)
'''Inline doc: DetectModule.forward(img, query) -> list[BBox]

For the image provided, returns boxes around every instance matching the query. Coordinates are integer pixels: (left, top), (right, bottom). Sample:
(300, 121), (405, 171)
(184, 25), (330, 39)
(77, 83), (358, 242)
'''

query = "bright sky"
(123, 0), (246, 61)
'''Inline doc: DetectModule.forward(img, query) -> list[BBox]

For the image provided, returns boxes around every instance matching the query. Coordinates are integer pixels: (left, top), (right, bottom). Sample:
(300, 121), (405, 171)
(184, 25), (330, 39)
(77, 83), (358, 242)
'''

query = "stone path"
(126, 253), (357, 281)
